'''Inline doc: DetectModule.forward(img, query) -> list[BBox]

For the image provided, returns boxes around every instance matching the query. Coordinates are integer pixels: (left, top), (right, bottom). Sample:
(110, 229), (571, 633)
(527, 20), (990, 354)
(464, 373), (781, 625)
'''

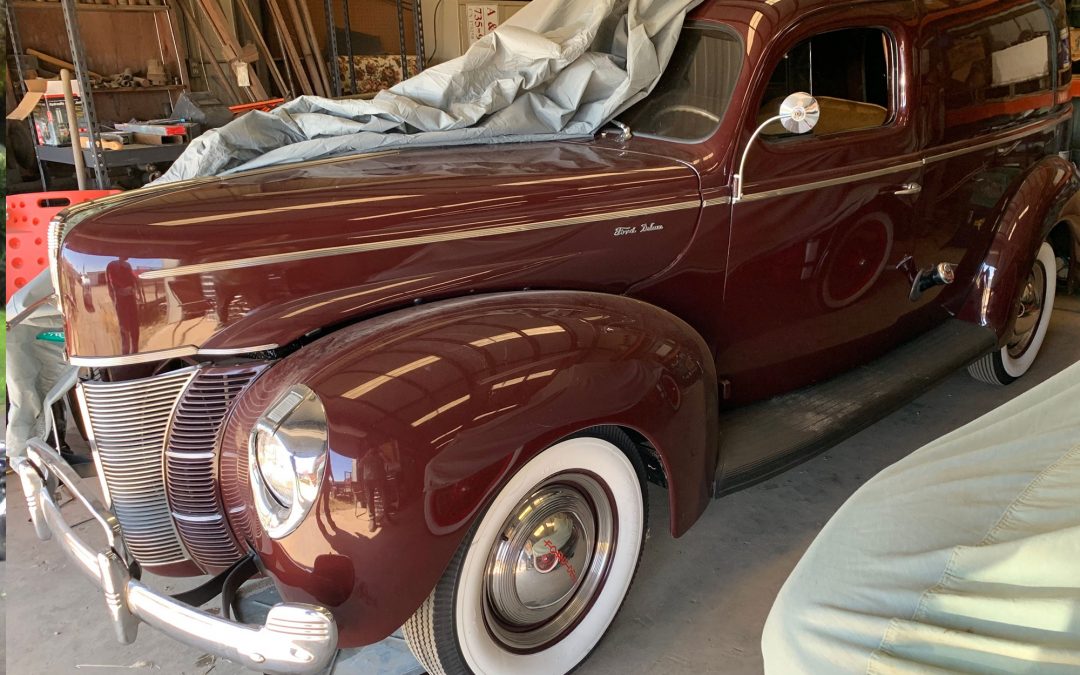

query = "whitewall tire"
(969, 242), (1057, 385)
(403, 429), (648, 675)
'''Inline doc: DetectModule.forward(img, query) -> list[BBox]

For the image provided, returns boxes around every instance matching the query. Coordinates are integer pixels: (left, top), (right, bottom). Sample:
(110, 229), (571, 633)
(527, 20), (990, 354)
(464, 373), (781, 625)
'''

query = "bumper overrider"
(14, 437), (339, 675)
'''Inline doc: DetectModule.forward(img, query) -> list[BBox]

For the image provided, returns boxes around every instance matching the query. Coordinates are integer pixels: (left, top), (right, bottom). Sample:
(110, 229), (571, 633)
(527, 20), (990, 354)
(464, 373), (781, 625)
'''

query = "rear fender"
(958, 156), (1080, 341)
(219, 291), (718, 646)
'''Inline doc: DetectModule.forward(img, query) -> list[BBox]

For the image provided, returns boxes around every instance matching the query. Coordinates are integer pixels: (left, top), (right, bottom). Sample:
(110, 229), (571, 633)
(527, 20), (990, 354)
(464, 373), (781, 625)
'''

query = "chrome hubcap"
(1007, 261), (1046, 359)
(483, 473), (615, 652)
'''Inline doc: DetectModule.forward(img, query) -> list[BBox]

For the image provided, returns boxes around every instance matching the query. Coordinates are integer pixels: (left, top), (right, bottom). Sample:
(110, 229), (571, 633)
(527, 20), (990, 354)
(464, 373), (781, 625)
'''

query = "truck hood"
(56, 140), (702, 364)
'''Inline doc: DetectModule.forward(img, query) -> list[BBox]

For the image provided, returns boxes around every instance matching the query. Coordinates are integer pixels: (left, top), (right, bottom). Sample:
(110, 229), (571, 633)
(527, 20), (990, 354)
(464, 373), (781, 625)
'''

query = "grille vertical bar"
(165, 366), (266, 570)
(81, 369), (197, 567)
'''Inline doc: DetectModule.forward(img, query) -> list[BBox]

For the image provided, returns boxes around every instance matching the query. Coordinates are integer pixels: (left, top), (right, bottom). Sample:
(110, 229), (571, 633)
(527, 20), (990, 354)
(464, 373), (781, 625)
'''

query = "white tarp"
(5, 274), (76, 458)
(762, 362), (1080, 673)
(157, 0), (702, 183)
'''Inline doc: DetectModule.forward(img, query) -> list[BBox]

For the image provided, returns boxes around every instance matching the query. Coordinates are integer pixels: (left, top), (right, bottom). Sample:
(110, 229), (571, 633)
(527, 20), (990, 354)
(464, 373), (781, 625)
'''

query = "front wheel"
(403, 429), (648, 675)
(968, 242), (1057, 385)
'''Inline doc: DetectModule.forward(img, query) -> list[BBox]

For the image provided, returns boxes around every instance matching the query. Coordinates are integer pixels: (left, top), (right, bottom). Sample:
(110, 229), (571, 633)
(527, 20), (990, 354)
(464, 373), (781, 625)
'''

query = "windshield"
(619, 25), (743, 142)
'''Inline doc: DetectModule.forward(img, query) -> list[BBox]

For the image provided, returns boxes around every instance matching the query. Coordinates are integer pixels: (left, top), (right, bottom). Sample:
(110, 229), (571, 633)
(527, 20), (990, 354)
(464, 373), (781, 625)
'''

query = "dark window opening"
(759, 27), (892, 138)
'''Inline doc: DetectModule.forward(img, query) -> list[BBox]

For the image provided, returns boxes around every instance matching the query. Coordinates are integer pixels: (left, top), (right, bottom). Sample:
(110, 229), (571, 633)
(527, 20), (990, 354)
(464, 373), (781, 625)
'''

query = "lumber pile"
(182, 0), (331, 104)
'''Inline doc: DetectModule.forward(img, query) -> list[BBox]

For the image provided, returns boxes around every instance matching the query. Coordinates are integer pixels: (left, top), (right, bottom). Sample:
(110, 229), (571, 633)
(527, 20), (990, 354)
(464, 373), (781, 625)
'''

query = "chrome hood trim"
(139, 199), (702, 280)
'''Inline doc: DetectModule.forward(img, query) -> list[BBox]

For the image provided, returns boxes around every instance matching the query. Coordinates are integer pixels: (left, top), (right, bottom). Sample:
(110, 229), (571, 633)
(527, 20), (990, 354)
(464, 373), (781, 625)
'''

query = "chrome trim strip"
(738, 114), (1064, 204)
(704, 197), (732, 207)
(139, 200), (703, 280)
(740, 159), (924, 203)
(70, 347), (198, 367)
(172, 513), (223, 523)
(166, 451), (216, 461)
(67, 344), (280, 367)
(924, 126), (1041, 164)
(197, 344), (280, 356)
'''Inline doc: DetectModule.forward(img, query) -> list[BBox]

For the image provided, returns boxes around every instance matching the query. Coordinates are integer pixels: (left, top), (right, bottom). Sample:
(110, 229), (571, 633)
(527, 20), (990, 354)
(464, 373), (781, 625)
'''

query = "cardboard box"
(132, 132), (188, 146)
(6, 78), (85, 146)
(79, 131), (134, 151)
(458, 1), (529, 53)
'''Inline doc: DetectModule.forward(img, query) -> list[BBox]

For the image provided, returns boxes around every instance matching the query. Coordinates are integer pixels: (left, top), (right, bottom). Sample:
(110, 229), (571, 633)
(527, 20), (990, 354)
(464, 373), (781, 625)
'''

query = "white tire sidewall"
(1000, 243), (1057, 378)
(454, 437), (644, 675)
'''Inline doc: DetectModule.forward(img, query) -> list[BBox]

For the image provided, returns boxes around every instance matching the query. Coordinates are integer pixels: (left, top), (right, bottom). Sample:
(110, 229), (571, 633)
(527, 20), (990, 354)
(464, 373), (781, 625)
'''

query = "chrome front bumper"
(15, 437), (339, 675)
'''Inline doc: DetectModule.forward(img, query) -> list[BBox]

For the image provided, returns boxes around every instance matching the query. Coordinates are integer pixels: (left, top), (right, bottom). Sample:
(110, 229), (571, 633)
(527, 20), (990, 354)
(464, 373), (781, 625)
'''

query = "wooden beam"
(194, 0), (269, 100)
(297, 0), (332, 96)
(283, 0), (325, 96)
(27, 48), (104, 80)
(235, 0), (291, 98)
(177, 0), (246, 104)
(266, 0), (314, 95)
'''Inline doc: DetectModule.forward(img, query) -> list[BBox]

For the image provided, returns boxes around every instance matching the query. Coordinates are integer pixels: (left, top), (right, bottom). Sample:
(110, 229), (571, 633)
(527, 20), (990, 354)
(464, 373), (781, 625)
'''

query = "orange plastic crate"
(6, 190), (121, 300)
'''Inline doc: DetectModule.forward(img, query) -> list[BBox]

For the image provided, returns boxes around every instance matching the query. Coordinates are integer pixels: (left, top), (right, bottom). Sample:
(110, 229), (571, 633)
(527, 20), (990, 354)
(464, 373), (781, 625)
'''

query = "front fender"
(958, 156), (1079, 340)
(218, 291), (718, 647)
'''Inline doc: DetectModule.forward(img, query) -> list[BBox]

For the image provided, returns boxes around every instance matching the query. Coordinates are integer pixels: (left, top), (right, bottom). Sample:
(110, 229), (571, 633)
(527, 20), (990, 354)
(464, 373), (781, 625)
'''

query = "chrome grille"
(81, 369), (197, 567)
(166, 366), (265, 570)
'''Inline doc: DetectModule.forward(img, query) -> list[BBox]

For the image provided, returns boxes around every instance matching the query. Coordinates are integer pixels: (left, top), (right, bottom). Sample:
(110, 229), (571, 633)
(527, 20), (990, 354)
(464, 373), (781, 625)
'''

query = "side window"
(942, 5), (1054, 131)
(619, 26), (744, 142)
(758, 27), (893, 138)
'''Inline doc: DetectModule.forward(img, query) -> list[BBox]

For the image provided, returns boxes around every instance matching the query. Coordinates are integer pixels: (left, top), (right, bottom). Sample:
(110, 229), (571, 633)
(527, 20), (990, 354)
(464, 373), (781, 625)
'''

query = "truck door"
(720, 10), (931, 404)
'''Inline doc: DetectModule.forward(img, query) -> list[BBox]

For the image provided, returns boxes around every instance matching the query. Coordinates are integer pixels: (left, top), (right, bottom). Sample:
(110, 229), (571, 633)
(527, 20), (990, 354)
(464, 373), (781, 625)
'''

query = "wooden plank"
(296, 0), (331, 96)
(177, 0), (246, 104)
(194, 0), (269, 99)
(266, 0), (314, 95)
(235, 0), (291, 97)
(283, 0), (325, 96)
(27, 48), (105, 80)
(156, 6), (190, 89)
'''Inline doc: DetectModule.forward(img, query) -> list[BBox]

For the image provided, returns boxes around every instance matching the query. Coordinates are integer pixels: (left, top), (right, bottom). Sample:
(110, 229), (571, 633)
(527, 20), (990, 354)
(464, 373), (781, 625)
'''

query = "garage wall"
(181, 0), (526, 103)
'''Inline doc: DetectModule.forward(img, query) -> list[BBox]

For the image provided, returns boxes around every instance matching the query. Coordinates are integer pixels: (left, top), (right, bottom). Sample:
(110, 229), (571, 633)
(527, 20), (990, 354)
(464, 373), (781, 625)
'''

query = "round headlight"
(254, 430), (296, 508)
(249, 385), (328, 539)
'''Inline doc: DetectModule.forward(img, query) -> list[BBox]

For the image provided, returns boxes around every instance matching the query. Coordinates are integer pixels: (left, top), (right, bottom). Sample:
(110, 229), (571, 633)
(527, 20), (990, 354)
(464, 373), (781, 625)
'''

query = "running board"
(715, 320), (997, 496)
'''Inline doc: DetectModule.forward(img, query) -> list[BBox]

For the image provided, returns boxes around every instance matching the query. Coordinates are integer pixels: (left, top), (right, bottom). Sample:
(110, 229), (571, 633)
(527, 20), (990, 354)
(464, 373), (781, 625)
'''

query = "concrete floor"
(6, 295), (1080, 675)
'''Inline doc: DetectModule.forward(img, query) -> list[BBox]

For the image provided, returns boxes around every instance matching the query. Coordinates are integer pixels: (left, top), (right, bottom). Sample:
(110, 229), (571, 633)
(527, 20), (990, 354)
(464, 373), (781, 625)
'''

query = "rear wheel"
(403, 429), (648, 675)
(969, 242), (1056, 385)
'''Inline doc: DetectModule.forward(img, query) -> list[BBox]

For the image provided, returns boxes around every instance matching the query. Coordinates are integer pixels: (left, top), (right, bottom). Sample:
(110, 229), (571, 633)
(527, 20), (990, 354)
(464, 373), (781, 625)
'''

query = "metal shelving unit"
(35, 143), (188, 168)
(6, 0), (190, 189)
(324, 0), (425, 97)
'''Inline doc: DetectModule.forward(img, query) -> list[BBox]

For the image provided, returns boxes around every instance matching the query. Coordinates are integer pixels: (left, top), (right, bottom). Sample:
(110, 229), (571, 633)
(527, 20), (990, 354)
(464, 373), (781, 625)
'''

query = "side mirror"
(733, 92), (820, 203)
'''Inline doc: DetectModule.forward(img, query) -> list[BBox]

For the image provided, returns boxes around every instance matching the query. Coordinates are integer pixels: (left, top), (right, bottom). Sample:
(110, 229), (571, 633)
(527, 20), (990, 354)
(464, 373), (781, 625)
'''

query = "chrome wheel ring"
(1007, 259), (1047, 359)
(483, 473), (616, 652)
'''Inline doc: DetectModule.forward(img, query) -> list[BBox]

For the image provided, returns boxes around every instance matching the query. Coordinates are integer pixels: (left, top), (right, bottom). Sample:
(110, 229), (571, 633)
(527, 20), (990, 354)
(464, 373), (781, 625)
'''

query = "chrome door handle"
(894, 183), (922, 196)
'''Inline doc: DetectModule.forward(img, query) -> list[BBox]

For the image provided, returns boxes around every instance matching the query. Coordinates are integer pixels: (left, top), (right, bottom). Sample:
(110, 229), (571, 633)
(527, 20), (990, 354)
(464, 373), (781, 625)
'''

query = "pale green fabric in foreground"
(5, 272), (69, 458)
(763, 361), (1080, 674)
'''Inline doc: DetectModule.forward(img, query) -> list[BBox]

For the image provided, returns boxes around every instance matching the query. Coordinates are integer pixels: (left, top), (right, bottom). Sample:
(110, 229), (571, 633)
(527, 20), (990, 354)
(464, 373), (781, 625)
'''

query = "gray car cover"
(762, 361), (1080, 673)
(156, 0), (702, 182)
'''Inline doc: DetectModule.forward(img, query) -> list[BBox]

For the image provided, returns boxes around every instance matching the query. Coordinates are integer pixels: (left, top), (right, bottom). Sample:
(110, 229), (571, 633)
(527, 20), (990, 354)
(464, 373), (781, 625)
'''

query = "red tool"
(229, 98), (287, 115)
(6, 190), (121, 300)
